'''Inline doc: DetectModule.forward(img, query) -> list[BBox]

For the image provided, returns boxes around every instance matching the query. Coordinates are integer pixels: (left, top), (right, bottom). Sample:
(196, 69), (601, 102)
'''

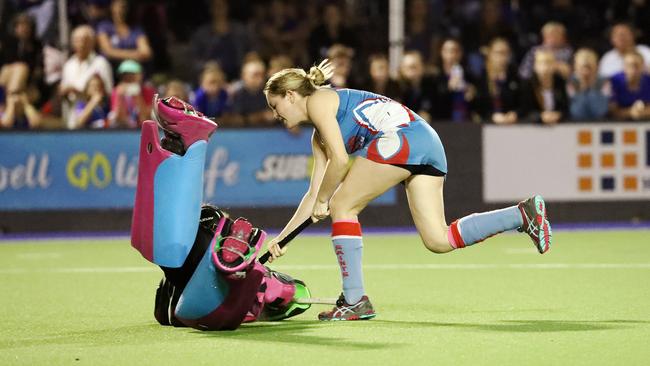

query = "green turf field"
(1, 230), (649, 365)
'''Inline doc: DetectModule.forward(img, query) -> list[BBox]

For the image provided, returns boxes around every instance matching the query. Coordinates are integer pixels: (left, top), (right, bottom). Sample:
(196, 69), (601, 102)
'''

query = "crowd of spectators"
(1, 0), (650, 130)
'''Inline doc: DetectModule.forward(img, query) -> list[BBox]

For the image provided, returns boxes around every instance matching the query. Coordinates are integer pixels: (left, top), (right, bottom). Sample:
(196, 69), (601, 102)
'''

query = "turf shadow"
(473, 320), (633, 333)
(371, 319), (647, 333)
(194, 320), (400, 350)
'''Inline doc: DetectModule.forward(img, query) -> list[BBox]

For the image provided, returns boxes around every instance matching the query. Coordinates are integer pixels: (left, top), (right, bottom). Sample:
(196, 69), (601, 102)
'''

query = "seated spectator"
(0, 13), (42, 95)
(327, 44), (355, 88)
(190, 0), (250, 80)
(518, 50), (568, 124)
(471, 38), (520, 124)
(432, 38), (475, 122)
(61, 25), (113, 94)
(69, 75), (110, 129)
(518, 22), (573, 80)
(109, 59), (155, 128)
(163, 79), (190, 102)
(96, 0), (152, 70)
(599, 22), (650, 79)
(609, 51), (650, 121)
(1, 90), (42, 129)
(227, 58), (274, 127)
(60, 25), (113, 128)
(568, 48), (610, 121)
(397, 50), (436, 121)
(191, 62), (229, 119)
(360, 54), (401, 101)
(267, 54), (293, 78)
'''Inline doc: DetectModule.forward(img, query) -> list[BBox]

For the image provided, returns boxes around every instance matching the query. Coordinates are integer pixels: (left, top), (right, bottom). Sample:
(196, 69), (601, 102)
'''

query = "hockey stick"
(258, 217), (314, 264)
(294, 297), (338, 305)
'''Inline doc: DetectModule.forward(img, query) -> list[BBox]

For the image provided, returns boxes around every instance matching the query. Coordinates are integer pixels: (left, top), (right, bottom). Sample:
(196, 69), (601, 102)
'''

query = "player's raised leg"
(319, 157), (411, 321)
(404, 175), (552, 254)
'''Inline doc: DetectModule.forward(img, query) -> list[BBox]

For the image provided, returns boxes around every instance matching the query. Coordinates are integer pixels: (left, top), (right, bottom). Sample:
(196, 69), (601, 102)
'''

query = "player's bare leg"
(320, 157), (410, 321)
(403, 175), (454, 253)
(404, 175), (552, 254)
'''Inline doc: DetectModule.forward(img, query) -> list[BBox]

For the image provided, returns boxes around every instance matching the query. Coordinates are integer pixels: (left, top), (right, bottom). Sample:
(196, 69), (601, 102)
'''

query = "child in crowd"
(609, 51), (650, 121)
(163, 79), (190, 101)
(398, 51), (436, 122)
(568, 48), (610, 121)
(70, 75), (110, 129)
(361, 54), (401, 102)
(472, 38), (520, 124)
(519, 50), (568, 124)
(109, 59), (155, 128)
(191, 63), (229, 118)
(432, 38), (474, 122)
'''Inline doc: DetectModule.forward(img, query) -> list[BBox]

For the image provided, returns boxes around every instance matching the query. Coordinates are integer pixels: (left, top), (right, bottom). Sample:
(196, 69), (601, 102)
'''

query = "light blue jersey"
(334, 88), (447, 174)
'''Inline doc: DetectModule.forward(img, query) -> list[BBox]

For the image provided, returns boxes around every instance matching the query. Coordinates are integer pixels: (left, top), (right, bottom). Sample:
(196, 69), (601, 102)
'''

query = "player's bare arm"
(307, 89), (348, 219)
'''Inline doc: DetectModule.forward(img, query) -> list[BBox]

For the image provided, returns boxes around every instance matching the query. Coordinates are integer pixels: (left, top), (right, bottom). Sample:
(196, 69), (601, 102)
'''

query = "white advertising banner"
(483, 123), (650, 202)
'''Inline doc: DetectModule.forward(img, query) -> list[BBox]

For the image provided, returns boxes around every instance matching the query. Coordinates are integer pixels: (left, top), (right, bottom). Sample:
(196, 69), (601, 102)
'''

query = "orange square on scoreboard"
(578, 130), (592, 145)
(623, 153), (637, 167)
(623, 130), (637, 144)
(623, 176), (638, 191)
(578, 153), (592, 168)
(600, 153), (615, 168)
(578, 177), (592, 191)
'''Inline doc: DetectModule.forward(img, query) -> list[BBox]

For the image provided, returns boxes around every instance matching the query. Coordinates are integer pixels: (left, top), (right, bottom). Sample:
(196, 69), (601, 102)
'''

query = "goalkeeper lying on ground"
(130, 95), (310, 331)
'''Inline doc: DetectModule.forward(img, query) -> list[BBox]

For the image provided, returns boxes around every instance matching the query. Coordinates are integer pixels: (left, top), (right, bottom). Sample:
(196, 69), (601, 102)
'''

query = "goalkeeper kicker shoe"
(318, 293), (376, 321)
(221, 218), (254, 265)
(153, 95), (218, 152)
(518, 195), (552, 254)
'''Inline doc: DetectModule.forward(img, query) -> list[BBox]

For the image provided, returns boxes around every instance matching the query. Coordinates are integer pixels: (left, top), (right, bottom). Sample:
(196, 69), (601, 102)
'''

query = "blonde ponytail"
(306, 59), (334, 87)
(265, 59), (335, 96)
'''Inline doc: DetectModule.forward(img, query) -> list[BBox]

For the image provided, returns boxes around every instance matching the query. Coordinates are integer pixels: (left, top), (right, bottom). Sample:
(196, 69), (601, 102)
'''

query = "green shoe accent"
(260, 280), (312, 321)
(277, 282), (312, 320)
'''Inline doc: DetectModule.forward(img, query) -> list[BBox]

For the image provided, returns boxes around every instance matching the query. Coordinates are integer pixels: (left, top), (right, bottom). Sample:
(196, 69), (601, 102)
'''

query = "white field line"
(1, 263), (650, 275)
(276, 263), (650, 270)
(2, 226), (650, 244)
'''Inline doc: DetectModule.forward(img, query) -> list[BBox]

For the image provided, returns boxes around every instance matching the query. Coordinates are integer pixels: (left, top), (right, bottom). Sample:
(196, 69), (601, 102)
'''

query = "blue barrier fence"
(0, 129), (395, 210)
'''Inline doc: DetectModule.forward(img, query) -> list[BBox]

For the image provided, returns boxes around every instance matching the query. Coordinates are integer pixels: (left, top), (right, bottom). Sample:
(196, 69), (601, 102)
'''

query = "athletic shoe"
(152, 95), (218, 152)
(153, 277), (185, 327)
(318, 293), (376, 321)
(518, 195), (552, 254)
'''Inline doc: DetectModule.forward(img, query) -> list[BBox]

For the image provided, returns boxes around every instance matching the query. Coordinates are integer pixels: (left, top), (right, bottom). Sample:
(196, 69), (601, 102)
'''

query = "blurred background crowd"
(1, 0), (650, 130)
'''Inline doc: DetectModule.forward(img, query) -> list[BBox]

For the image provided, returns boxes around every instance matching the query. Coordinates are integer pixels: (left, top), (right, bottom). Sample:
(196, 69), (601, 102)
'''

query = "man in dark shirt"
(228, 58), (275, 127)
